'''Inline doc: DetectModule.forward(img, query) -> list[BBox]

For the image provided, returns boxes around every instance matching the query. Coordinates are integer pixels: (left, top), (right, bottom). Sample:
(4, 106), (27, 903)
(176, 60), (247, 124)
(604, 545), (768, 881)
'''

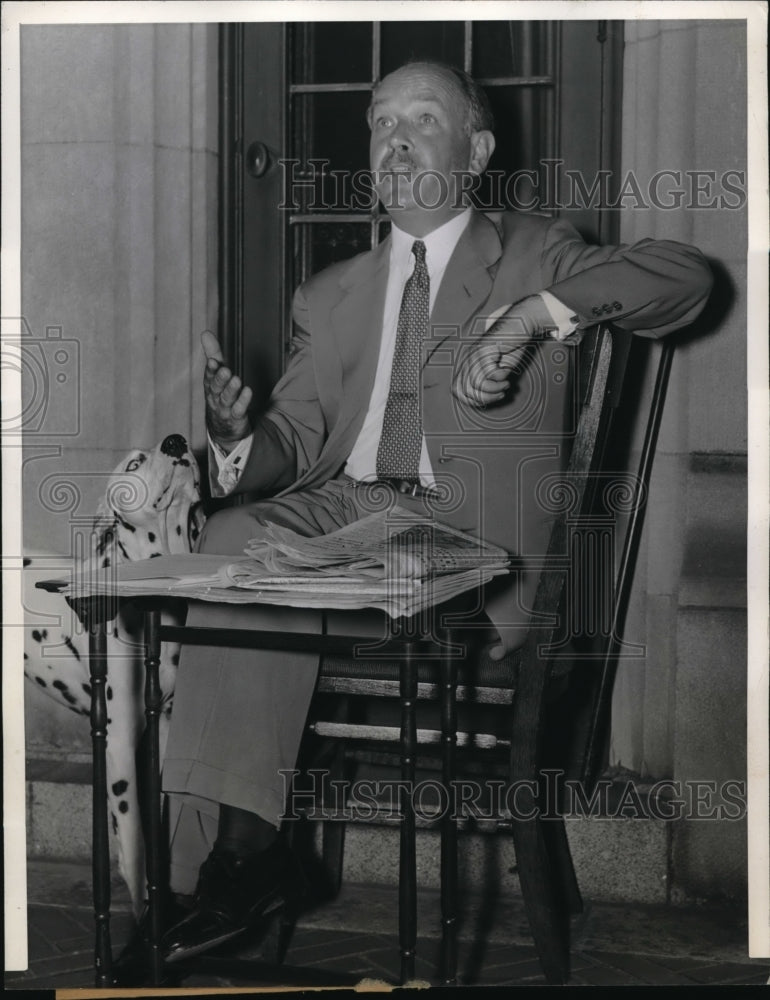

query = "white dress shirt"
(343, 208), (473, 486)
(209, 211), (578, 496)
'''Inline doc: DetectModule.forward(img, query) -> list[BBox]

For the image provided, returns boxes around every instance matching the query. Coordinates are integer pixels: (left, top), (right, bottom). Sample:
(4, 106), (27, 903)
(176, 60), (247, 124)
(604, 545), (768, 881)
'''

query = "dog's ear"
(89, 514), (118, 567)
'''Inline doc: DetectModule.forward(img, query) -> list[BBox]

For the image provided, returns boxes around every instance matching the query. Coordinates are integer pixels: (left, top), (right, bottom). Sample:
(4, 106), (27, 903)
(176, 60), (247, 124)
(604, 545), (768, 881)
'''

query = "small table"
(36, 578), (480, 988)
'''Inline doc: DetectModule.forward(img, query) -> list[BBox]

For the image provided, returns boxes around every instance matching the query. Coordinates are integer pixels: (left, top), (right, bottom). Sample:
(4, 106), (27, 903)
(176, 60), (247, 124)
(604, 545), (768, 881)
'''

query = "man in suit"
(159, 60), (712, 961)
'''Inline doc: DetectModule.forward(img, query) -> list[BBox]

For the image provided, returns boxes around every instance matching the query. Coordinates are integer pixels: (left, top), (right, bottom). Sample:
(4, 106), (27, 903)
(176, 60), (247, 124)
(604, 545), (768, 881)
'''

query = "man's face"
(368, 64), (492, 230)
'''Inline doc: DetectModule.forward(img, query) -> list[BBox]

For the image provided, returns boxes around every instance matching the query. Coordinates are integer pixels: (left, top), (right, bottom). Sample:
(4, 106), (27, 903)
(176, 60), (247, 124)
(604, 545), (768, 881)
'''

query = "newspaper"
(233, 507), (511, 583)
(56, 508), (512, 618)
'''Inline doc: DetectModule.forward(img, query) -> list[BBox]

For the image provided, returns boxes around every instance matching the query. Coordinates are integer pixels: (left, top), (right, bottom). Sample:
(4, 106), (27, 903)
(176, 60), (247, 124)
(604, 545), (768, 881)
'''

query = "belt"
(345, 476), (440, 501)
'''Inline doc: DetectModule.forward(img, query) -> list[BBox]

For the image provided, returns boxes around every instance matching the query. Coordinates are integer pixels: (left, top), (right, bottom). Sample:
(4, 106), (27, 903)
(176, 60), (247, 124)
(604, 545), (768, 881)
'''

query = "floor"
(5, 859), (770, 990)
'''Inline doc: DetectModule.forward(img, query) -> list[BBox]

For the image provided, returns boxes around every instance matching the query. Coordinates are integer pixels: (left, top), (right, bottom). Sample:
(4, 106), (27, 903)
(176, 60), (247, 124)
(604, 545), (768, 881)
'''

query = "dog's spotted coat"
(24, 434), (205, 916)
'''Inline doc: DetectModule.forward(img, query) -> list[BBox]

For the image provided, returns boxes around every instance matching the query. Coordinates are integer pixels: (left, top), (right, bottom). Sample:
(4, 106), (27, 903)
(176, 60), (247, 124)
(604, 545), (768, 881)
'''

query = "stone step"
(26, 758), (673, 907)
(25, 757), (119, 863)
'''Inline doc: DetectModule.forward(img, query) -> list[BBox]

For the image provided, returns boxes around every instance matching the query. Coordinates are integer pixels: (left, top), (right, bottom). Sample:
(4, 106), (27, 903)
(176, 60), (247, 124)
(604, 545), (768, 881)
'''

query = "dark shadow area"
(672, 256), (737, 348)
(459, 829), (504, 984)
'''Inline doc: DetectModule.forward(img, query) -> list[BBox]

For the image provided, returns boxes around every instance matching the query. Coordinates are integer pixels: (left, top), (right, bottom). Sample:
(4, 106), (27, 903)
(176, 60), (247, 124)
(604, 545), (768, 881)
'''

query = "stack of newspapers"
(67, 508), (512, 618)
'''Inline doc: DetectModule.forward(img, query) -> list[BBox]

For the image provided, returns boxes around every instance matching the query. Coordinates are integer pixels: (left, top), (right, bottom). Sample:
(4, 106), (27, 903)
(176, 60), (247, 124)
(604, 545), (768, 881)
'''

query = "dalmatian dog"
(24, 433), (206, 917)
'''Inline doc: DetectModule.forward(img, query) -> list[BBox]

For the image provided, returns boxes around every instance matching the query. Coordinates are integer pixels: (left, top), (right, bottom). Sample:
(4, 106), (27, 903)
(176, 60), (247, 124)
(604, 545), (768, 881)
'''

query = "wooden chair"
(294, 323), (675, 985)
(48, 322), (672, 988)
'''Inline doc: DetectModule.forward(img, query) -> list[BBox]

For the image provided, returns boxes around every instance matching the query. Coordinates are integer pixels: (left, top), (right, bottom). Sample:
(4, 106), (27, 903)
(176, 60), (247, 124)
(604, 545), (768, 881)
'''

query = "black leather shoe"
(161, 840), (305, 964)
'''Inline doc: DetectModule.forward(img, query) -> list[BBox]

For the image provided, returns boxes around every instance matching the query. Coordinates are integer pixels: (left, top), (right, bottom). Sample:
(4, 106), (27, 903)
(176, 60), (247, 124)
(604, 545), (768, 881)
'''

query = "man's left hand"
(452, 294), (557, 408)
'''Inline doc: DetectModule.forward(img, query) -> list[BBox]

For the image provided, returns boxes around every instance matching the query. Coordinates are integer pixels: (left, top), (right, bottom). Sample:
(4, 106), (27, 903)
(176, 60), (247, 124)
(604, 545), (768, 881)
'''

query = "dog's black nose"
(161, 434), (188, 459)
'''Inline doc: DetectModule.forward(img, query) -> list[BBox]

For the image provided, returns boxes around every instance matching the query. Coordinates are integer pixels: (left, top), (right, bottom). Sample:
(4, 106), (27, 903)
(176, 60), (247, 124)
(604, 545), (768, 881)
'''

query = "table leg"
(88, 616), (113, 986)
(439, 627), (458, 985)
(143, 607), (164, 985)
(398, 626), (417, 985)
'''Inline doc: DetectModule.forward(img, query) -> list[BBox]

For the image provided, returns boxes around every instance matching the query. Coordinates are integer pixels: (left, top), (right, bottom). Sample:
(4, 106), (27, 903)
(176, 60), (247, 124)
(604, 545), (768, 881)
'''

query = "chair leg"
(542, 816), (582, 916)
(142, 607), (165, 986)
(257, 895), (303, 966)
(439, 628), (458, 985)
(511, 814), (570, 985)
(321, 743), (347, 899)
(89, 614), (114, 986)
(398, 628), (418, 985)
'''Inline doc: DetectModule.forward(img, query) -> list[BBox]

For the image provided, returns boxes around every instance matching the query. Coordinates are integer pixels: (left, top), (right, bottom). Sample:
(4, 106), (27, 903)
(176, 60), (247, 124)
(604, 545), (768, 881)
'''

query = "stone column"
(21, 22), (218, 555)
(20, 22), (218, 752)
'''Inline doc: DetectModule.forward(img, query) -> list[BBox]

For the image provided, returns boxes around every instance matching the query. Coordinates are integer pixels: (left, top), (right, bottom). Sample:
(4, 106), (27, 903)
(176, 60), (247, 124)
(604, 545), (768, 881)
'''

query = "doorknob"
(246, 140), (273, 179)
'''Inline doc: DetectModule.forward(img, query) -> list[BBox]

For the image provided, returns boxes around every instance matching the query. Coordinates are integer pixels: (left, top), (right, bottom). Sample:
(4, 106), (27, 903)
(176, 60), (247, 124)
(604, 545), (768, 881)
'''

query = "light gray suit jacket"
(234, 210), (712, 647)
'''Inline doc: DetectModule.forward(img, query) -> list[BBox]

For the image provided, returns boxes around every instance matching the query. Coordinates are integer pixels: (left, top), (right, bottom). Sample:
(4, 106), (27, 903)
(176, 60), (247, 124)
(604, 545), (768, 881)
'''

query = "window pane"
(380, 21), (465, 75)
(291, 22), (373, 83)
(292, 92), (372, 210)
(293, 223), (372, 283)
(486, 85), (551, 171)
(473, 86), (553, 211)
(472, 21), (553, 78)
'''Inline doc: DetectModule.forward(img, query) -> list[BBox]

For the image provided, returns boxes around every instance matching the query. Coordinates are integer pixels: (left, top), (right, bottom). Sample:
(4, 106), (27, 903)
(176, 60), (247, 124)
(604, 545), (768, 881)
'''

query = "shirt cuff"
(208, 433), (253, 497)
(538, 292), (580, 341)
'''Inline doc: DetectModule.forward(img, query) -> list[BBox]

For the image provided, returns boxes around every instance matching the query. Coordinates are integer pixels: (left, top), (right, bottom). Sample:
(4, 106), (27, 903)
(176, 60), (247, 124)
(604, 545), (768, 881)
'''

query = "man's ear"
(469, 130), (495, 175)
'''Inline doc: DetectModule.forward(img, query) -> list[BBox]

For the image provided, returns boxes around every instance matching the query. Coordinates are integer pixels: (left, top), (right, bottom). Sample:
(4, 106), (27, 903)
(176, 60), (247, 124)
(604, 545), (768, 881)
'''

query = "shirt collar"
(389, 208), (472, 278)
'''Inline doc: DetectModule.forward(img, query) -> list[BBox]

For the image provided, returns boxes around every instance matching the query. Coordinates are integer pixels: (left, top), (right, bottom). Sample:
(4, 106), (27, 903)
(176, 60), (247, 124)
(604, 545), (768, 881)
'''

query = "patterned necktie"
(376, 239), (430, 482)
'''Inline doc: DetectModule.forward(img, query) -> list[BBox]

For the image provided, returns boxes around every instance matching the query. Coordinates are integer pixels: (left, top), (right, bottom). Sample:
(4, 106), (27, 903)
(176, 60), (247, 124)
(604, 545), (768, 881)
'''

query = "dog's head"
(92, 434), (206, 567)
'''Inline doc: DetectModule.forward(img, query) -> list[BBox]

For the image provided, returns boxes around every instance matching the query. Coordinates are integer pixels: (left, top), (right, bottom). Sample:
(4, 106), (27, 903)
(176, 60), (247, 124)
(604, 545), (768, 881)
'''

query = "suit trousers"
(162, 477), (433, 892)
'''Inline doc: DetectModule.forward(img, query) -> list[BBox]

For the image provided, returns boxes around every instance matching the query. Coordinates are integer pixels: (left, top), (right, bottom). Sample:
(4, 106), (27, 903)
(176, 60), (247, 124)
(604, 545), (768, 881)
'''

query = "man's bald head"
(368, 61), (495, 137)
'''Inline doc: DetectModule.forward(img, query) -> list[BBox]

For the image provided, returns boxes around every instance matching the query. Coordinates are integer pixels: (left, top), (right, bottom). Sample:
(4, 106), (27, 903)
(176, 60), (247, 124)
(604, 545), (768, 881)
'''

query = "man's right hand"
(201, 331), (253, 452)
(452, 295), (557, 408)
